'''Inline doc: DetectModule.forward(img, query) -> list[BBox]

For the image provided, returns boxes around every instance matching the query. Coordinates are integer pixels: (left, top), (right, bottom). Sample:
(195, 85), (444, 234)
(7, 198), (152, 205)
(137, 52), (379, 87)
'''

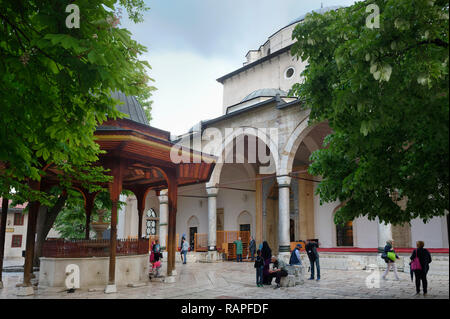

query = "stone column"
(206, 187), (219, 251)
(277, 175), (291, 254)
(158, 190), (168, 251)
(377, 220), (392, 252)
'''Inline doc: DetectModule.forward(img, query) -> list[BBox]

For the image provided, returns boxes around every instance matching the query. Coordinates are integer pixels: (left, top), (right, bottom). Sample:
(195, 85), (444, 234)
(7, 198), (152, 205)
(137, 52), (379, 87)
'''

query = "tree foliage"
(290, 0), (449, 225)
(0, 0), (155, 204)
(53, 189), (129, 239)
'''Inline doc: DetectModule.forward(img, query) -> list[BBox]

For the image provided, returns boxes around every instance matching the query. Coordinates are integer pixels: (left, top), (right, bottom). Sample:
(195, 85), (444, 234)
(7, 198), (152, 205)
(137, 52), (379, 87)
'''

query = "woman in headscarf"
(261, 241), (272, 284)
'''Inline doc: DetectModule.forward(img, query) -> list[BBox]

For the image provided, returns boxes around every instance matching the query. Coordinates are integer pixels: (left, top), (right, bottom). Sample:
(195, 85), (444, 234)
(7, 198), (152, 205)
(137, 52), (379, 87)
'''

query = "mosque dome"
(287, 5), (342, 27)
(241, 88), (288, 103)
(110, 90), (149, 126)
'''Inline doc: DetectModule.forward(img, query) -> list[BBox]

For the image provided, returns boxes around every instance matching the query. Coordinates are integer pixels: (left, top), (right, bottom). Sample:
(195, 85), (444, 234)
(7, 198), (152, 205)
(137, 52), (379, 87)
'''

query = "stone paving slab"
(0, 261), (448, 299)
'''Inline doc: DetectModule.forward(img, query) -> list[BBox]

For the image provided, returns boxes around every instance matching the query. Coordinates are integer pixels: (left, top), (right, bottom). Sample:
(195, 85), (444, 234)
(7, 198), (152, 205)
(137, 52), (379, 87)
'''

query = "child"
(254, 249), (264, 287)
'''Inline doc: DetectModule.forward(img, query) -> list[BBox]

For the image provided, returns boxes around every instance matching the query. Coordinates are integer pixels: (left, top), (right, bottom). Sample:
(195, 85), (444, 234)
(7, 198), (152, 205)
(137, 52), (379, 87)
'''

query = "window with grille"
(11, 235), (22, 248)
(14, 213), (24, 226)
(145, 208), (158, 237)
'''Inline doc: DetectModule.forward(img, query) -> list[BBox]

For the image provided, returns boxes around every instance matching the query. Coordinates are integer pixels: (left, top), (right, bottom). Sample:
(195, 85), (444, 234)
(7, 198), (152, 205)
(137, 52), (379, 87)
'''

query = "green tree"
(53, 190), (129, 239)
(290, 0), (449, 225)
(0, 0), (155, 205)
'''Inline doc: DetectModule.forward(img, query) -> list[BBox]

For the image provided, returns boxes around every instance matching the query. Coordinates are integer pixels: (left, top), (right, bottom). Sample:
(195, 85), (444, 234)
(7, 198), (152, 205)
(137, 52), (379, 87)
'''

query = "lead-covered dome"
(287, 5), (342, 26)
(241, 88), (288, 103)
(110, 90), (149, 126)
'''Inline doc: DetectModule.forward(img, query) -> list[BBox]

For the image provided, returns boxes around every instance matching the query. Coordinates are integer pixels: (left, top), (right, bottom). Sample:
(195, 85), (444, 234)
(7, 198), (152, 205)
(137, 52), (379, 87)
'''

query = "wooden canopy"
(5, 115), (215, 291)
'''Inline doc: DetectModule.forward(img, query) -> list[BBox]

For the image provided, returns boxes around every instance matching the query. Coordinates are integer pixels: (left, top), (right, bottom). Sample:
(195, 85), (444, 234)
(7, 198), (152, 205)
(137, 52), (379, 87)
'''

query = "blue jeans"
(236, 254), (242, 262)
(309, 257), (320, 279)
(256, 266), (263, 285)
(182, 250), (187, 264)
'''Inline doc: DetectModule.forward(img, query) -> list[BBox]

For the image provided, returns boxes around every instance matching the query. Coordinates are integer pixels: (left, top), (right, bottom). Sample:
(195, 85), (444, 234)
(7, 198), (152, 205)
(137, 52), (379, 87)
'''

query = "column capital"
(276, 175), (291, 188)
(206, 186), (219, 197)
(158, 189), (168, 204)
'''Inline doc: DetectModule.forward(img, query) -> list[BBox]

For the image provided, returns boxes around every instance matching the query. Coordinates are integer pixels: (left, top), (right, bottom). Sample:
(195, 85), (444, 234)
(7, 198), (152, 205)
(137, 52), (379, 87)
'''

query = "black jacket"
(410, 248), (432, 273)
(305, 242), (319, 260)
(254, 256), (264, 268)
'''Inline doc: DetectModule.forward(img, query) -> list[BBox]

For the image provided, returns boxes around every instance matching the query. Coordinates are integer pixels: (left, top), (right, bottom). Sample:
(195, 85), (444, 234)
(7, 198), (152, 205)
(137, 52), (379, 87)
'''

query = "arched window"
(145, 208), (158, 237)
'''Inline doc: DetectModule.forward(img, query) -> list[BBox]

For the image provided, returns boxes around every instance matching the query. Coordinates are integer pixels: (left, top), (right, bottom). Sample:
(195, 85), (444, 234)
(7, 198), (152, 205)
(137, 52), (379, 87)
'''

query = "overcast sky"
(121, 0), (357, 136)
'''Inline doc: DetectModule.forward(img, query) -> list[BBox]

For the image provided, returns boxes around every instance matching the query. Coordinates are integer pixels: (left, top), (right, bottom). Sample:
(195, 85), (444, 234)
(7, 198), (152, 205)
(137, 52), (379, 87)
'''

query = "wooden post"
(136, 190), (146, 239)
(106, 159), (124, 292)
(0, 196), (9, 287)
(23, 199), (40, 286)
(166, 169), (178, 277)
(84, 192), (96, 240)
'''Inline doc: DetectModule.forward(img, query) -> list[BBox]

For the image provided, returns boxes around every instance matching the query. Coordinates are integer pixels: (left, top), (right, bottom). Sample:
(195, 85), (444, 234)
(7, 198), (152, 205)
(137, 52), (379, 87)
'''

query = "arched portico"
(205, 127), (277, 251)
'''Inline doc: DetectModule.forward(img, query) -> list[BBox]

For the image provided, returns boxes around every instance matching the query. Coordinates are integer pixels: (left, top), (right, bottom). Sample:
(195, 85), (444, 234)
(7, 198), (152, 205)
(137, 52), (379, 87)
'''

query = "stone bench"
(280, 265), (305, 287)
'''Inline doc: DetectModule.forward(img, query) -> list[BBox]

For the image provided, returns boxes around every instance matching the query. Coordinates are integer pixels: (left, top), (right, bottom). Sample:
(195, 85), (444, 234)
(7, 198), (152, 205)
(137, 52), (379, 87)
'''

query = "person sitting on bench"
(266, 256), (288, 289)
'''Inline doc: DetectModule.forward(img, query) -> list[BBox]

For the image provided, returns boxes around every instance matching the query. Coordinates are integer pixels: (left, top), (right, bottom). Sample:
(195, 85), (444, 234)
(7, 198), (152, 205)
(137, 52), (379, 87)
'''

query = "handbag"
(387, 251), (396, 262)
(410, 249), (422, 271)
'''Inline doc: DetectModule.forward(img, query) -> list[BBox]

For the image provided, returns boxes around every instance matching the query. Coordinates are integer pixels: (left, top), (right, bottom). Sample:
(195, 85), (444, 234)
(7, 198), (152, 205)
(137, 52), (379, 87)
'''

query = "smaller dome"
(288, 5), (342, 26)
(241, 88), (288, 103)
(110, 90), (149, 126)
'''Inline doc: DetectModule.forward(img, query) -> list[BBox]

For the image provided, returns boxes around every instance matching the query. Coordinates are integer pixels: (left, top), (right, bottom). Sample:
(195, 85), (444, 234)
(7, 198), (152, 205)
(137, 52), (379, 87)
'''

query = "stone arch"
(279, 115), (317, 175)
(187, 215), (200, 228)
(237, 210), (253, 235)
(206, 126), (279, 188)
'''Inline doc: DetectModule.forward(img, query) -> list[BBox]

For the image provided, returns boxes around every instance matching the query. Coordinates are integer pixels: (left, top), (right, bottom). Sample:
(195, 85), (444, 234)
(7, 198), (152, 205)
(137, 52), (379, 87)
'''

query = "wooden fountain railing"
(41, 238), (149, 258)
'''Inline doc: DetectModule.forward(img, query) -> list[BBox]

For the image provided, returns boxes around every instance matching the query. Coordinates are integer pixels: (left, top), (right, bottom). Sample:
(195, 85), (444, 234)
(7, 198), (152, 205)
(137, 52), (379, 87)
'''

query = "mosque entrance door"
(189, 227), (197, 251)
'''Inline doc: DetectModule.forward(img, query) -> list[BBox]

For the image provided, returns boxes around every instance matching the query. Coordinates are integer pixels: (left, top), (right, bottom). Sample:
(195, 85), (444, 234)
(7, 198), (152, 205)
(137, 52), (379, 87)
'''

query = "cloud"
(142, 50), (236, 135)
(122, 0), (357, 59)
(122, 0), (358, 135)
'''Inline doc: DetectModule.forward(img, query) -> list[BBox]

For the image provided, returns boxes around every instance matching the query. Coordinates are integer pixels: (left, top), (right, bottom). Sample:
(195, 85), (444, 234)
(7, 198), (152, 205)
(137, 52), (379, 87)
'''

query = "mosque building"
(118, 7), (449, 259)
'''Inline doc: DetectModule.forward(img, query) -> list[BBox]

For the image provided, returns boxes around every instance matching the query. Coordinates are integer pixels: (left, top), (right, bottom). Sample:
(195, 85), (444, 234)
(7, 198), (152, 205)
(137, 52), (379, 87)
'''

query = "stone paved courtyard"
(1, 260), (448, 299)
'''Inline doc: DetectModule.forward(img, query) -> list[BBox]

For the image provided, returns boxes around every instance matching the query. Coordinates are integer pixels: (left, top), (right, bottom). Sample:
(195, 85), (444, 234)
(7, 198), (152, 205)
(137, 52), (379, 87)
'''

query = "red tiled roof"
(0, 197), (27, 210)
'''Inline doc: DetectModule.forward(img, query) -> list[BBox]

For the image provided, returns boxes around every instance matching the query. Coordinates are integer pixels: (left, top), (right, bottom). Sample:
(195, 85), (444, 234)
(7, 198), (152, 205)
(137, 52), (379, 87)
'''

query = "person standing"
(234, 237), (243, 262)
(305, 239), (320, 281)
(149, 240), (155, 264)
(254, 249), (264, 287)
(249, 237), (256, 261)
(153, 239), (161, 254)
(410, 241), (432, 296)
(382, 239), (400, 280)
(151, 245), (163, 278)
(261, 241), (272, 285)
(181, 237), (189, 264)
(180, 235), (186, 262)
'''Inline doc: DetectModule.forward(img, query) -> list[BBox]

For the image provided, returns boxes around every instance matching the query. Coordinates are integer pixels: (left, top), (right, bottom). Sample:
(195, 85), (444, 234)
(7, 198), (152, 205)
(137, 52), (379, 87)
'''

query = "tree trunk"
(33, 193), (67, 267)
